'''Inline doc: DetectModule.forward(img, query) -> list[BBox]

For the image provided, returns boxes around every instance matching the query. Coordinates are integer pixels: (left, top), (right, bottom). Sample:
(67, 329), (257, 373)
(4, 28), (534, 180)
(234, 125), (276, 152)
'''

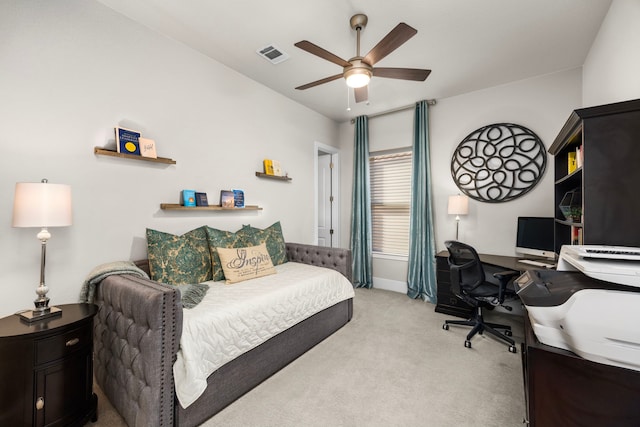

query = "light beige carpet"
(91, 287), (525, 427)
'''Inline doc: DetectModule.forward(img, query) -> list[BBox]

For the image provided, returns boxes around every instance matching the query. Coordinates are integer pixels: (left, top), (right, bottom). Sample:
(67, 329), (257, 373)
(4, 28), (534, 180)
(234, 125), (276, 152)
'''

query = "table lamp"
(12, 179), (72, 322)
(448, 194), (469, 240)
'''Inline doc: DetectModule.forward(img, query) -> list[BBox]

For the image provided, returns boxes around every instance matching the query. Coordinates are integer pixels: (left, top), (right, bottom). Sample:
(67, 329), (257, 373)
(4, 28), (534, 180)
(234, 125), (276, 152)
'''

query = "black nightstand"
(0, 303), (98, 427)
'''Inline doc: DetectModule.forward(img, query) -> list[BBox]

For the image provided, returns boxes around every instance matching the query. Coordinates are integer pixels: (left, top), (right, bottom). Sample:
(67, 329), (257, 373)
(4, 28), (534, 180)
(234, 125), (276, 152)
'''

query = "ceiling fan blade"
(354, 86), (368, 103)
(363, 23), (417, 66)
(294, 40), (352, 68)
(373, 67), (431, 81)
(295, 73), (343, 90)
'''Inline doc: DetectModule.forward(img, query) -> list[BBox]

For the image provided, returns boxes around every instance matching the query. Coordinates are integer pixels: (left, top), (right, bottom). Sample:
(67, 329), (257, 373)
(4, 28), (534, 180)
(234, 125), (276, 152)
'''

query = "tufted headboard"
(285, 242), (352, 283)
(93, 274), (182, 427)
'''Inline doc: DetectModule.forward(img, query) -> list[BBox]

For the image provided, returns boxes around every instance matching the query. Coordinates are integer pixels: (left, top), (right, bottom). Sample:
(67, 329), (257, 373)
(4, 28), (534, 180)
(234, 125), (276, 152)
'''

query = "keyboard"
(518, 259), (556, 269)
(576, 245), (640, 261)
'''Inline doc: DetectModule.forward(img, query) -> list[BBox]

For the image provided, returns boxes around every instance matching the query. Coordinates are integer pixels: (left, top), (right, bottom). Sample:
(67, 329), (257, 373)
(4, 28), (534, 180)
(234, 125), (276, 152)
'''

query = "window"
(370, 150), (412, 257)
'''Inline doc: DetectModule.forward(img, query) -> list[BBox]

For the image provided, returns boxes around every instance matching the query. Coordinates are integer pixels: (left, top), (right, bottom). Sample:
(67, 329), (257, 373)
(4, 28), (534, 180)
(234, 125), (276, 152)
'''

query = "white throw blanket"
(173, 262), (355, 408)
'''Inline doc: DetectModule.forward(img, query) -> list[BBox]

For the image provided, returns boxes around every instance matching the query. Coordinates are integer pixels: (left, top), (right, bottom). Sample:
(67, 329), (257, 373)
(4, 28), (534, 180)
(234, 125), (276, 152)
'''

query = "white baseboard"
(373, 277), (407, 294)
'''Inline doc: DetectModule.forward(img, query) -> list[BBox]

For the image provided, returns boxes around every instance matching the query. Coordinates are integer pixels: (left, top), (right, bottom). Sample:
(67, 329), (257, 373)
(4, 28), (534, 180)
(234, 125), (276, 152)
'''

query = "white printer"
(515, 245), (640, 372)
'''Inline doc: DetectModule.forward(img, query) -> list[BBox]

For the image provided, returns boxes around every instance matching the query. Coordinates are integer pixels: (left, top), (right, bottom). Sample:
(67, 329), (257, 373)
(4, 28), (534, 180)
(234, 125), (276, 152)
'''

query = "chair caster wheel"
(509, 345), (517, 353)
(443, 324), (449, 331)
(505, 330), (513, 337)
(464, 340), (472, 349)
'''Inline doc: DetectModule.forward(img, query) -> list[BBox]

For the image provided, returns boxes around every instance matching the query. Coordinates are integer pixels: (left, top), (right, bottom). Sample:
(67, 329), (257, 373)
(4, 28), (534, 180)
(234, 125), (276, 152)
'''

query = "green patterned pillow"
(146, 227), (212, 285)
(205, 226), (251, 281)
(237, 221), (287, 266)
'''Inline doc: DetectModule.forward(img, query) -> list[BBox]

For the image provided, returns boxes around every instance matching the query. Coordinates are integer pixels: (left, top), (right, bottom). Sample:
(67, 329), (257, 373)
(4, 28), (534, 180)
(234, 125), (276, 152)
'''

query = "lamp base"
(18, 306), (62, 323)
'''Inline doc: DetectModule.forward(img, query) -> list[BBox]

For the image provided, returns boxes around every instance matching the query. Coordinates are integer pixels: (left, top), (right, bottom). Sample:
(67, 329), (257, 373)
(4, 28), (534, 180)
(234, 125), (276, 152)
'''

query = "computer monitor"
(516, 216), (555, 259)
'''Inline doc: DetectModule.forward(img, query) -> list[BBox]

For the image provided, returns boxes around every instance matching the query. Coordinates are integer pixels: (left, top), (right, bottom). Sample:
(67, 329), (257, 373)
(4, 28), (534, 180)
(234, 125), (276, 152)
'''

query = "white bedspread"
(173, 262), (355, 408)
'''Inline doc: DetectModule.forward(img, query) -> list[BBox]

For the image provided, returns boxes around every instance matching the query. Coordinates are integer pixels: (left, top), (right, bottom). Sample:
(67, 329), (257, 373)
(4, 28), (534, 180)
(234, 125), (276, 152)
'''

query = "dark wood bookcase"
(548, 98), (640, 251)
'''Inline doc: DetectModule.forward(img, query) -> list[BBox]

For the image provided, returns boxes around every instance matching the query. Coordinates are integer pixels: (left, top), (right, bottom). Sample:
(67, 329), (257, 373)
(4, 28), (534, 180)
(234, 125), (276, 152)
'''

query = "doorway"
(314, 142), (340, 247)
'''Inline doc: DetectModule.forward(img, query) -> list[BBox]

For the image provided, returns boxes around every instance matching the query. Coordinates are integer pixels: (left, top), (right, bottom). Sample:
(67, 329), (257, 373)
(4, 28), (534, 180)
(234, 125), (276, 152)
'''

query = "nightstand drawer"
(35, 325), (91, 365)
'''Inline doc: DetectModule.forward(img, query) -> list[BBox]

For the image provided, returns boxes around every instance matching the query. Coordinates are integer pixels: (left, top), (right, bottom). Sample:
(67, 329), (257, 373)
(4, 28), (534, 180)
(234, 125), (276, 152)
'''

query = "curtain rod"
(350, 99), (437, 124)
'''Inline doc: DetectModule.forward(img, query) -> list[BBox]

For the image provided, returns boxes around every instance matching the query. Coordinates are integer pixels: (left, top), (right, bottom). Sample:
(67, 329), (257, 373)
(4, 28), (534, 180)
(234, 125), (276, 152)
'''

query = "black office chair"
(442, 240), (520, 353)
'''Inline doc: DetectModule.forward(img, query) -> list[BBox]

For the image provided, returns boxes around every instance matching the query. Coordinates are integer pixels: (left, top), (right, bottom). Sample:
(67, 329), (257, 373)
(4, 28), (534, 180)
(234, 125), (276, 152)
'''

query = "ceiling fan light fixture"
(344, 68), (371, 88)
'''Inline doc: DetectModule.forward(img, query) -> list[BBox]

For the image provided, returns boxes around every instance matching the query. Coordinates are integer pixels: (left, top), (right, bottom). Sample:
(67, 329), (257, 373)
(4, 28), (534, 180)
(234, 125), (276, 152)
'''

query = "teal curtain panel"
(350, 115), (373, 288)
(407, 100), (437, 302)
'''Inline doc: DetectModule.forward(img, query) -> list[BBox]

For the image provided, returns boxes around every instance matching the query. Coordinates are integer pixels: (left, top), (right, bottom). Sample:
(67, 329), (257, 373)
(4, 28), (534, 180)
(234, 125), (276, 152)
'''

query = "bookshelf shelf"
(160, 204), (262, 211)
(555, 219), (583, 228)
(255, 172), (292, 181)
(94, 147), (176, 165)
(555, 167), (582, 185)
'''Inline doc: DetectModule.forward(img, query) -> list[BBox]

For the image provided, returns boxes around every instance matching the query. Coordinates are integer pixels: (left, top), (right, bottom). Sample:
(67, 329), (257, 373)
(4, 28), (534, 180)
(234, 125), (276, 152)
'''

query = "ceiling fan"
(294, 14), (431, 103)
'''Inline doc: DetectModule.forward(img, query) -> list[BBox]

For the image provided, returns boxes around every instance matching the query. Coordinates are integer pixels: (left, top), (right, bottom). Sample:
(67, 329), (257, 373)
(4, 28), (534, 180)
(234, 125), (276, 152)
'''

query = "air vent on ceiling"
(256, 44), (289, 64)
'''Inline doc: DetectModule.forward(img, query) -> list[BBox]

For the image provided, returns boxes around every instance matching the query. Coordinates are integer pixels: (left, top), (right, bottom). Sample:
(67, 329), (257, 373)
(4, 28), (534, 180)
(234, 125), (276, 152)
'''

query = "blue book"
(115, 127), (141, 155)
(181, 190), (196, 207)
(233, 189), (244, 208)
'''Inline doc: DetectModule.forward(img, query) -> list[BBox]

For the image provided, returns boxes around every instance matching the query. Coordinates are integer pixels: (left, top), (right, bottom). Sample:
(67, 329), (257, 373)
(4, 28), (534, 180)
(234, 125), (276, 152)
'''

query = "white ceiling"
(96, 0), (612, 123)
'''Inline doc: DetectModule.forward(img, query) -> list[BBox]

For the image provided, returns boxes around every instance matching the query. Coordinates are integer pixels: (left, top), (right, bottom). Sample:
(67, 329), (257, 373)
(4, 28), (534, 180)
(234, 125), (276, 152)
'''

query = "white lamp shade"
(448, 194), (469, 216)
(12, 181), (72, 228)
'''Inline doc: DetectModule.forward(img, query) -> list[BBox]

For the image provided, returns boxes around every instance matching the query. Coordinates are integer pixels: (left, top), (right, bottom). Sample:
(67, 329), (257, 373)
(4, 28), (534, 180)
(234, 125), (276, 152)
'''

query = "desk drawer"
(35, 325), (91, 365)
(436, 269), (451, 286)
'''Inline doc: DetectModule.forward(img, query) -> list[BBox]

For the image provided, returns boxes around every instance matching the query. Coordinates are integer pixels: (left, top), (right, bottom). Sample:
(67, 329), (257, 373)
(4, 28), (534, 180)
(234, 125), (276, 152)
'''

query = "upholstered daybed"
(92, 241), (354, 427)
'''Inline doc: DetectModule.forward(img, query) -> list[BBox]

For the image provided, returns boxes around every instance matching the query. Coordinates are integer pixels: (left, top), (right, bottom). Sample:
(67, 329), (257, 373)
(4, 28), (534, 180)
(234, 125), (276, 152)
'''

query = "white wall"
(0, 0), (338, 317)
(582, 0), (640, 107)
(338, 68), (582, 292)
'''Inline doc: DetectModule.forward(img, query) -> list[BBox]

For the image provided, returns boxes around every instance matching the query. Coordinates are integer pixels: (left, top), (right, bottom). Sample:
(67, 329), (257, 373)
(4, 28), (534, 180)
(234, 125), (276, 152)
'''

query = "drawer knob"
(66, 338), (80, 347)
(36, 397), (44, 410)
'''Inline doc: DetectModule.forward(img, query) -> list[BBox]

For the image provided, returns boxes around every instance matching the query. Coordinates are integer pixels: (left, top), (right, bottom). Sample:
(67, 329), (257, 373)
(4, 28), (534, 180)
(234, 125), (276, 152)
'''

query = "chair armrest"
(93, 274), (182, 427)
(492, 270), (520, 281)
(285, 242), (352, 283)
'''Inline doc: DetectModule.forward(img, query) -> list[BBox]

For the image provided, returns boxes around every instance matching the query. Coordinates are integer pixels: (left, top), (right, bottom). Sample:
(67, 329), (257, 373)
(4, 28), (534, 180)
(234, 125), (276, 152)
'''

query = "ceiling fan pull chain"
(346, 86), (351, 111)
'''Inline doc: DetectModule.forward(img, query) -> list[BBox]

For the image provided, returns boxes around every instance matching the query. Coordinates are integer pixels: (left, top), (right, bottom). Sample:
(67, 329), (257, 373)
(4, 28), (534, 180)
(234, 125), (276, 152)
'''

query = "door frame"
(314, 141), (340, 247)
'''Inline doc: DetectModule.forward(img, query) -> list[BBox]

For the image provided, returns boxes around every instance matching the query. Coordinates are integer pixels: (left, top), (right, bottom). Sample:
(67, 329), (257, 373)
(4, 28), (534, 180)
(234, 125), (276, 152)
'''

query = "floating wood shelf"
(160, 204), (262, 211)
(94, 147), (176, 165)
(255, 172), (292, 181)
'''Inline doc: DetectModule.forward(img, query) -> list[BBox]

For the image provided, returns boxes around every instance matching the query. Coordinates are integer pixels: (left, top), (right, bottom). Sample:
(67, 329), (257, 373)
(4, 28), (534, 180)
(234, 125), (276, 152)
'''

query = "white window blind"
(370, 150), (412, 257)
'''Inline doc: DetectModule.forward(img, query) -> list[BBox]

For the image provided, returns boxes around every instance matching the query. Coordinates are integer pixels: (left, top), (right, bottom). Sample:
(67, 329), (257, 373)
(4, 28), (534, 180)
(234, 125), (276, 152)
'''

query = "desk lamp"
(12, 179), (72, 322)
(448, 194), (469, 240)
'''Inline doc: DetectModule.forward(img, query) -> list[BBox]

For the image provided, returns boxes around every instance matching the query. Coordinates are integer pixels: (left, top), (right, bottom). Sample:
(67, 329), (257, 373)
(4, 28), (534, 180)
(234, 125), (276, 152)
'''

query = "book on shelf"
(115, 127), (141, 155)
(263, 159), (274, 175)
(567, 151), (577, 174)
(220, 190), (235, 208)
(195, 192), (208, 207)
(271, 160), (282, 176)
(571, 225), (583, 245)
(233, 189), (244, 208)
(139, 137), (157, 158)
(575, 145), (583, 168)
(181, 190), (196, 207)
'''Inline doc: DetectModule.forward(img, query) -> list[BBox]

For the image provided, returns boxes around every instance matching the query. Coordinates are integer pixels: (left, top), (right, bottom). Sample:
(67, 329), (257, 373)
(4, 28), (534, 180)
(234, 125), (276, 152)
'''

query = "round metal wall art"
(450, 123), (546, 203)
